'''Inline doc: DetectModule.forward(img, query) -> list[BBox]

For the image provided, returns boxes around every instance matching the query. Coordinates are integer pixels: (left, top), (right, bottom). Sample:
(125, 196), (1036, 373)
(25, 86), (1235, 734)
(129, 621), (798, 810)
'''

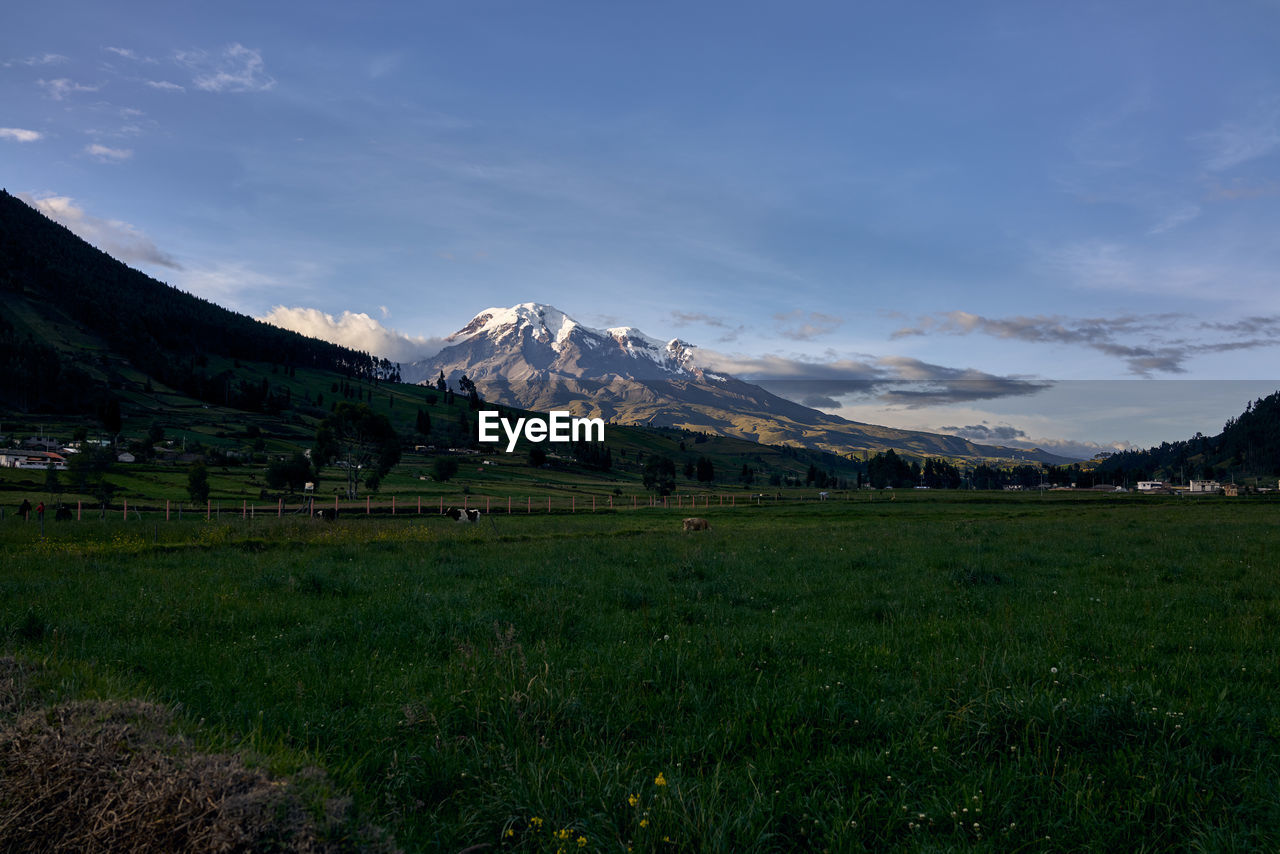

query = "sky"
(5, 0), (1280, 459)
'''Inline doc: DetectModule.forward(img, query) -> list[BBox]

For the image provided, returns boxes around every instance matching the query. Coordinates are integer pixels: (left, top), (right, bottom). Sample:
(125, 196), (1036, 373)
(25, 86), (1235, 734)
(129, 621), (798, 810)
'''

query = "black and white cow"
(443, 507), (483, 523)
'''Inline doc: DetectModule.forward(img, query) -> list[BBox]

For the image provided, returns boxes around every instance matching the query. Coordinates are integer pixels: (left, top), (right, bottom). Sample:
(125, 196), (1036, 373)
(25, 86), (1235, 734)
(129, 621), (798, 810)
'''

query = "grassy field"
(3, 492), (1278, 851)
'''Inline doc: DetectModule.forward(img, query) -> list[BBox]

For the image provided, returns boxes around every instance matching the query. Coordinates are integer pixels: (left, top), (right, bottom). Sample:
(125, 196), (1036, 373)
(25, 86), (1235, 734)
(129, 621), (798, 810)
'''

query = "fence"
(36, 490), (836, 522)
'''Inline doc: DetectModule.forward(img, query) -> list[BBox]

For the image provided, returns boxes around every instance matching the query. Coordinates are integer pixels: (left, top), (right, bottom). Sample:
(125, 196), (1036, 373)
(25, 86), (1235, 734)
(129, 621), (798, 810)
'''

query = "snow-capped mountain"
(433, 302), (709, 382)
(405, 303), (1071, 463)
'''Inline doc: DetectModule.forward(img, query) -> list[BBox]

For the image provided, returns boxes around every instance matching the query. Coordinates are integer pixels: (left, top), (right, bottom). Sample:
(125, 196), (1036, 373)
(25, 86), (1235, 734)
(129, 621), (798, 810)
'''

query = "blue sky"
(5, 0), (1280, 457)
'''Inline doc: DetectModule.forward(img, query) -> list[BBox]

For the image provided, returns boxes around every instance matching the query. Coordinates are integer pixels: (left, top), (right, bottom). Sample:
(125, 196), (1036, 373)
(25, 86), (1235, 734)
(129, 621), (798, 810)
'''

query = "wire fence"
(6, 490), (849, 524)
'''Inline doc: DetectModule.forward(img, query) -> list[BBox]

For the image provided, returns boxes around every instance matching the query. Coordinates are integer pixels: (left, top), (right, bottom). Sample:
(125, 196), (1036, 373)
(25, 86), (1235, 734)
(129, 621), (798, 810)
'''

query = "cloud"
(891, 309), (1280, 377)
(693, 349), (1050, 408)
(773, 310), (843, 341)
(176, 43), (275, 93)
(938, 423), (1029, 442)
(668, 310), (747, 342)
(4, 53), (68, 67)
(146, 80), (186, 93)
(1196, 97), (1280, 171)
(259, 306), (446, 363)
(0, 127), (42, 142)
(18, 193), (182, 270)
(104, 46), (137, 60)
(1146, 202), (1201, 235)
(37, 78), (102, 100)
(84, 143), (132, 162)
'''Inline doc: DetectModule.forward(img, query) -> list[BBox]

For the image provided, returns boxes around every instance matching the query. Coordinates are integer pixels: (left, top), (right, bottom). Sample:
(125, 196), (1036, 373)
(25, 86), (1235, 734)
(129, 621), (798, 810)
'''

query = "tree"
(642, 455), (676, 496)
(187, 461), (210, 505)
(314, 402), (402, 499)
(432, 456), (459, 482)
(265, 452), (313, 492)
(44, 461), (62, 500)
(528, 445), (547, 468)
(739, 463), (755, 487)
(100, 397), (122, 436)
(458, 374), (481, 408)
(696, 456), (715, 483)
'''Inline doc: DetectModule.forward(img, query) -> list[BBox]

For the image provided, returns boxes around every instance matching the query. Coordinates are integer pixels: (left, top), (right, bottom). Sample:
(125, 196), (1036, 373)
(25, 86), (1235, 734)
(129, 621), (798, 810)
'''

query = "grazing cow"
(682, 517), (710, 532)
(54, 505), (73, 522)
(314, 507), (340, 521)
(444, 507), (483, 523)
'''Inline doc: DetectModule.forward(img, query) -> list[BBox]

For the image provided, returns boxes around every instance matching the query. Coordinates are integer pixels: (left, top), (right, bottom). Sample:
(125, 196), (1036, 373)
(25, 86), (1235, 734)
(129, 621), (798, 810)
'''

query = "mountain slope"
(408, 303), (1074, 463)
(0, 190), (396, 415)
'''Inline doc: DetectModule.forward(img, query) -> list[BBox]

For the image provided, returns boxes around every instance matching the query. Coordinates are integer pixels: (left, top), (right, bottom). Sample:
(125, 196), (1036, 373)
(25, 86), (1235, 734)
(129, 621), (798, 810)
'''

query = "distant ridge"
(408, 302), (1076, 464)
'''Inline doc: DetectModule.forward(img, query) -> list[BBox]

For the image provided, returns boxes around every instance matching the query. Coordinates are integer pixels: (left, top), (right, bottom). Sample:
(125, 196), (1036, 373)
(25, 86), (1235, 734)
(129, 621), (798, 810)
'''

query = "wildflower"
(640, 818), (649, 828)
(531, 817), (544, 830)
(1050, 666), (1058, 674)
(628, 793), (639, 807)
(504, 828), (515, 838)
(577, 836), (587, 847)
(654, 772), (668, 787)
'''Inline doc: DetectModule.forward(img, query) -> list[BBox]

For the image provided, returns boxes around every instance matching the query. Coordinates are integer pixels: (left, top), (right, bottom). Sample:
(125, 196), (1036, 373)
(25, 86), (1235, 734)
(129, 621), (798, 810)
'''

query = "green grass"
(3, 494), (1278, 851)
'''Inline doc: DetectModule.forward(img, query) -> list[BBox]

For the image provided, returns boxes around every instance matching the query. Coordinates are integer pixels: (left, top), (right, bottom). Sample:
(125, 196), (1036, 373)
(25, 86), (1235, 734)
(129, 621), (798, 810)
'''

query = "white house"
(1188, 480), (1221, 494)
(1136, 481), (1169, 492)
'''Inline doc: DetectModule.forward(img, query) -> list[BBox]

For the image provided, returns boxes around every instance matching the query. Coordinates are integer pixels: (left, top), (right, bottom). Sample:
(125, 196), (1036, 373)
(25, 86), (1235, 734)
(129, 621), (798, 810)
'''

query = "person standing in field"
(36, 501), (45, 522)
(18, 499), (31, 521)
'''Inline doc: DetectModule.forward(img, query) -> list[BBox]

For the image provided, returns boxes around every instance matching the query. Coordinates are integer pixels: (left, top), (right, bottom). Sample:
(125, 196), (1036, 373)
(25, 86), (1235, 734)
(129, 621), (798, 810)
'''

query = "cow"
(682, 517), (710, 532)
(314, 507), (340, 522)
(444, 507), (483, 523)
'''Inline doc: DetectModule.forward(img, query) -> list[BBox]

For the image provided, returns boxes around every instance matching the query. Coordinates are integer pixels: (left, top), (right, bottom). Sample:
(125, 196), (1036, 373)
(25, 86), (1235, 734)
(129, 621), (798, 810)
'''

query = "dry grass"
(0, 658), (395, 854)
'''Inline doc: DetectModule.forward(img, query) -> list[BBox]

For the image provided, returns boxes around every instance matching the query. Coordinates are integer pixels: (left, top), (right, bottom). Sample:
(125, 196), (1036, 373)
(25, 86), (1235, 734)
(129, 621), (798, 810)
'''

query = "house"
(1136, 481), (1170, 492)
(1, 450), (68, 470)
(1223, 483), (1239, 497)
(1188, 480), (1221, 494)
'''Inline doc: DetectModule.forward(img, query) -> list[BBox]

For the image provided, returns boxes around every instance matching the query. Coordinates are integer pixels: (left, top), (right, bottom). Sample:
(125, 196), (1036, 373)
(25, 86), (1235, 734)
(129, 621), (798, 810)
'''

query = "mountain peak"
(451, 302), (581, 349)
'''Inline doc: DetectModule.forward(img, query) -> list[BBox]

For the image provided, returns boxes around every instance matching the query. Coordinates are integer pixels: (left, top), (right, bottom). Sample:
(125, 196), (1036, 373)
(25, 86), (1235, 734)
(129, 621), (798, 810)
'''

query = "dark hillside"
(0, 190), (395, 414)
(1096, 389), (1280, 484)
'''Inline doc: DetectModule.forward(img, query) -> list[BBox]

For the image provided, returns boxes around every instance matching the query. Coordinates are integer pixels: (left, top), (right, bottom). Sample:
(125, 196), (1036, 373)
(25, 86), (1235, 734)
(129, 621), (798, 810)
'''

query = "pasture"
(2, 493), (1279, 851)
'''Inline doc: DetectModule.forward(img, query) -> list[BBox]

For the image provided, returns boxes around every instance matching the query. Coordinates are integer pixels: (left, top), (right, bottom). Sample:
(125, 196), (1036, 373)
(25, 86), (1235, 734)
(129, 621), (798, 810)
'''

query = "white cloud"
(773, 310), (843, 341)
(84, 143), (132, 162)
(146, 80), (185, 93)
(0, 127), (42, 143)
(4, 53), (68, 67)
(259, 306), (445, 363)
(1196, 98), (1280, 171)
(1146, 202), (1201, 235)
(104, 46), (137, 60)
(176, 43), (275, 93)
(37, 78), (101, 100)
(18, 193), (182, 270)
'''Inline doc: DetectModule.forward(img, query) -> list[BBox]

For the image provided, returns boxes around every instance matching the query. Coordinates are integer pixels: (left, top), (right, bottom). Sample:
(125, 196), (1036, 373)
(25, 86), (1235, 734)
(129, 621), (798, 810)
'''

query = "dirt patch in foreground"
(0, 657), (397, 853)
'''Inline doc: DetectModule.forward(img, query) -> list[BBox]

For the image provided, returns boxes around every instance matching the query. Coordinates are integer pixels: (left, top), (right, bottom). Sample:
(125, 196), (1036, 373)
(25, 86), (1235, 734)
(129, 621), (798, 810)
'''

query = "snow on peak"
(446, 303), (714, 379)
(452, 302), (583, 350)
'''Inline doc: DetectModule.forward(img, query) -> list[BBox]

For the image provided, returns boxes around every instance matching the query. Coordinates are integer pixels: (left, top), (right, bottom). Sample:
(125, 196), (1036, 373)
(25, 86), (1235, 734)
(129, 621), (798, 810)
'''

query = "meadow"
(2, 492), (1278, 852)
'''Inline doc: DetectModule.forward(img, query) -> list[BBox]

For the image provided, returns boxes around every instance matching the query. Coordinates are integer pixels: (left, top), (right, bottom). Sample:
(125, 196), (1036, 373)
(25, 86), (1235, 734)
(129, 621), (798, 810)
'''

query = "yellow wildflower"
(654, 772), (668, 787)
(628, 793), (639, 807)
(640, 818), (649, 828)
(577, 836), (587, 847)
